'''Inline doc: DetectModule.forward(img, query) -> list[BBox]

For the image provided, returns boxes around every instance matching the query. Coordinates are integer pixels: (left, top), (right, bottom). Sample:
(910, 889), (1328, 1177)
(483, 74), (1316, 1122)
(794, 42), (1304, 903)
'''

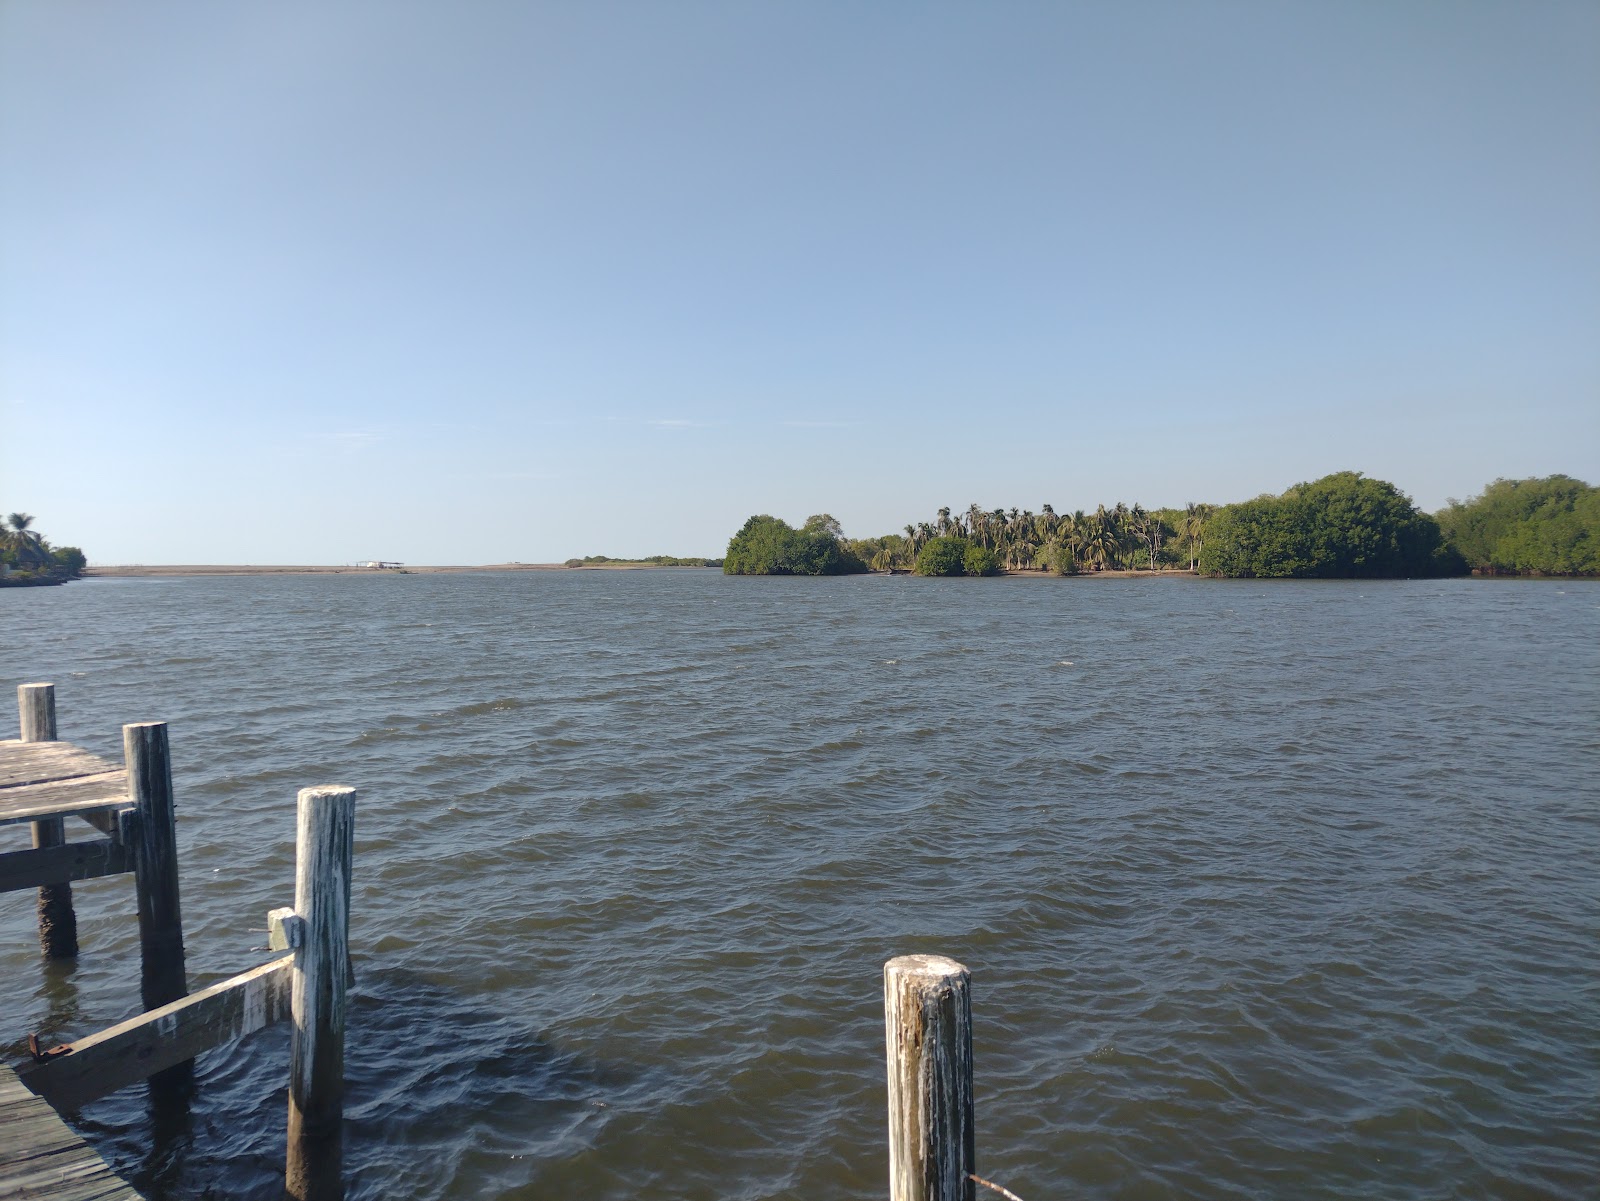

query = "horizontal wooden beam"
(78, 805), (133, 837)
(18, 955), (294, 1110)
(0, 837), (133, 894)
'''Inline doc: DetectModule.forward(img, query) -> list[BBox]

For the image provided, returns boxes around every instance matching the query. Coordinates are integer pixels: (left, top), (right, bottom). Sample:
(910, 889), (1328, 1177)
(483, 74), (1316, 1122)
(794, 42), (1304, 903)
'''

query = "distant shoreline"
(82, 563), (1195, 579)
(83, 563), (715, 577)
(67, 564), (1595, 581)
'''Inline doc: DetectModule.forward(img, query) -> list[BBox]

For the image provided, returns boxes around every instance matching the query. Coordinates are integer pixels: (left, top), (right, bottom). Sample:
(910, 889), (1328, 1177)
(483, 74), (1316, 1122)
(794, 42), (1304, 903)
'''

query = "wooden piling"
(18, 683), (57, 743)
(286, 784), (356, 1201)
(19, 683), (77, 959)
(124, 722), (187, 1011)
(885, 954), (975, 1201)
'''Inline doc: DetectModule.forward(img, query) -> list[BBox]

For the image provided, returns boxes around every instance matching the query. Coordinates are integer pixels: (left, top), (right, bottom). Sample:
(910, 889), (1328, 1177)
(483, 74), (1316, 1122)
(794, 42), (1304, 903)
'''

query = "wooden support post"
(19, 682), (57, 741)
(20, 682), (77, 958)
(885, 954), (975, 1201)
(286, 785), (356, 1201)
(124, 722), (186, 1011)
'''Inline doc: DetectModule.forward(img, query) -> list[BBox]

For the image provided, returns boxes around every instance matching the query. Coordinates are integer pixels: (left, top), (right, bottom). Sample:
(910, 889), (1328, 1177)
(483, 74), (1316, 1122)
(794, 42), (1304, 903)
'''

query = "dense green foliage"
(723, 514), (867, 576)
(1436, 476), (1599, 575)
(892, 502), (1207, 574)
(1198, 473), (1454, 578)
(963, 544), (1001, 576)
(0, 513), (85, 587)
(914, 536), (970, 576)
(723, 471), (1594, 582)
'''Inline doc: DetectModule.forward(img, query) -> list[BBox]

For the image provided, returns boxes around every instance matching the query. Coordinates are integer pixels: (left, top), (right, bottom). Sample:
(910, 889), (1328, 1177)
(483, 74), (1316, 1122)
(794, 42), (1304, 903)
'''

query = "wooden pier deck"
(0, 1064), (142, 1201)
(0, 738), (133, 904)
(5, 683), (357, 1201)
(0, 739), (126, 827)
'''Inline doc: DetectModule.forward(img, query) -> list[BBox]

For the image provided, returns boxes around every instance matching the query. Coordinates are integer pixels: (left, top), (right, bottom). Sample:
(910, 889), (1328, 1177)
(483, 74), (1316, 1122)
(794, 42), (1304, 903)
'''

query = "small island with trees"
(722, 472), (1599, 579)
(0, 514), (86, 587)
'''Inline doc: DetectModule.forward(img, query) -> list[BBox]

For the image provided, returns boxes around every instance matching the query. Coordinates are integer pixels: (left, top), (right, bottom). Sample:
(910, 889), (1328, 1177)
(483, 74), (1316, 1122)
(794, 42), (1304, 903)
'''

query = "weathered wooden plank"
(885, 954), (975, 1201)
(0, 1065), (145, 1200)
(0, 772), (128, 828)
(0, 837), (134, 893)
(286, 785), (356, 1201)
(17, 956), (294, 1111)
(0, 740), (118, 789)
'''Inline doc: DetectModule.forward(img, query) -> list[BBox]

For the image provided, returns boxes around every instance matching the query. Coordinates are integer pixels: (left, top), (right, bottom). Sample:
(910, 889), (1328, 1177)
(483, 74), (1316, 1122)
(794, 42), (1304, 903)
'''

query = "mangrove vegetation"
(1436, 476), (1599, 576)
(723, 472), (1599, 579)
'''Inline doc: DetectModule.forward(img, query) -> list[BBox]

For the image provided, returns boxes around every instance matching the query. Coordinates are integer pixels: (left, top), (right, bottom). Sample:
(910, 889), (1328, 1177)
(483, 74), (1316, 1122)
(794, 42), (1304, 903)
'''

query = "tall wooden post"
(885, 954), (975, 1201)
(124, 722), (187, 1011)
(20, 683), (77, 958)
(286, 785), (356, 1201)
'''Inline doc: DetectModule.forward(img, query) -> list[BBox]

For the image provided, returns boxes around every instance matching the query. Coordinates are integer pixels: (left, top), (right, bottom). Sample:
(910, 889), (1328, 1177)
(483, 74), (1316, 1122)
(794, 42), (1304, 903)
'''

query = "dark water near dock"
(3, 571), (1596, 1200)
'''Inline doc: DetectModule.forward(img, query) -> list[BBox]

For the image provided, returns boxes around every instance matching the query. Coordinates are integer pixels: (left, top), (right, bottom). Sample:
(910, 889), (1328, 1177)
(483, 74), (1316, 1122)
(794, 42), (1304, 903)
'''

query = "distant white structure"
(357, 561), (404, 569)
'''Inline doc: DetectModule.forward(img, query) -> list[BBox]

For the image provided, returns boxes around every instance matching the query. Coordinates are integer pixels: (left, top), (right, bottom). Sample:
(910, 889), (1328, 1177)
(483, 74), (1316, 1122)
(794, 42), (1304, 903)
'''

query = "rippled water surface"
(2, 571), (1596, 1200)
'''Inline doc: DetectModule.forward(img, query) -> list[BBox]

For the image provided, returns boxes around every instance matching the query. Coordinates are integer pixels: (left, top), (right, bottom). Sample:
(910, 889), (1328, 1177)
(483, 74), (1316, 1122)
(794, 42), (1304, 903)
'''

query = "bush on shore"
(915, 537), (970, 576)
(1199, 472), (1458, 578)
(723, 514), (867, 576)
(963, 544), (1001, 576)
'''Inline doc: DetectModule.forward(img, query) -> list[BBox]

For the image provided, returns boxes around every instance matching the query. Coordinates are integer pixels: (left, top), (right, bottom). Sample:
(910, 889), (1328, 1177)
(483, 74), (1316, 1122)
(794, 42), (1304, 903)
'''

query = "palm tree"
(3, 513), (46, 567)
(1061, 511), (1088, 573)
(1128, 504), (1156, 570)
(1182, 503), (1211, 572)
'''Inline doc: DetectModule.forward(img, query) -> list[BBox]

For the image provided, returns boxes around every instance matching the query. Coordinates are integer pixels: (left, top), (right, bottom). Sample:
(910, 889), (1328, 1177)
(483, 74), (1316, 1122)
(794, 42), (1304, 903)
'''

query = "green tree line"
(724, 473), (1598, 579)
(1436, 476), (1599, 575)
(0, 514), (86, 586)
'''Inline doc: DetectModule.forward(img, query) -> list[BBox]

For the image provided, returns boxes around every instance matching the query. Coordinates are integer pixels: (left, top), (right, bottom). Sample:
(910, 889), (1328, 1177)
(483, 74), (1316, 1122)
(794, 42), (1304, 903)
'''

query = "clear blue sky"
(3, 1), (1596, 563)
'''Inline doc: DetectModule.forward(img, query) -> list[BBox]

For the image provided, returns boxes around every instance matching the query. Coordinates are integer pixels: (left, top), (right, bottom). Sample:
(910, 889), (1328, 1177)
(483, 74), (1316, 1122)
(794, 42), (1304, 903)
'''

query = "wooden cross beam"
(17, 954), (295, 1110)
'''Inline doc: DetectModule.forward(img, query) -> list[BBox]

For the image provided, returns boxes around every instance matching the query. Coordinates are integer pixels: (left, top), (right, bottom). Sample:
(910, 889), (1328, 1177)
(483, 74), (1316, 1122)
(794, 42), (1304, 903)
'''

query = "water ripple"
(2, 573), (1596, 1200)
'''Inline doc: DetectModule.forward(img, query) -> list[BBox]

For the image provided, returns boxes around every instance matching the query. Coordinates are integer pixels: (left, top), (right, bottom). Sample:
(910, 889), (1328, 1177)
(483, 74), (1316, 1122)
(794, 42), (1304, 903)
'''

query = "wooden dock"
(6, 682), (1013, 1201)
(0, 1064), (143, 1201)
(3, 683), (356, 1201)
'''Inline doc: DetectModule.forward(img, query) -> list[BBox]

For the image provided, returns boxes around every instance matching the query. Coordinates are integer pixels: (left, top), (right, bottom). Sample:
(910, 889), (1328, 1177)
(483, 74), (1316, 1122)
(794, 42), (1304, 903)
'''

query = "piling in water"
(885, 954), (975, 1201)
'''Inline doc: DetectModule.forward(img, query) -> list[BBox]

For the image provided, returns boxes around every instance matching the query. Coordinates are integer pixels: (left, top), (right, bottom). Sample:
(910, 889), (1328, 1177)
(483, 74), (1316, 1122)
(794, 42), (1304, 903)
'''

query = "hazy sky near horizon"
(3, 1), (1597, 564)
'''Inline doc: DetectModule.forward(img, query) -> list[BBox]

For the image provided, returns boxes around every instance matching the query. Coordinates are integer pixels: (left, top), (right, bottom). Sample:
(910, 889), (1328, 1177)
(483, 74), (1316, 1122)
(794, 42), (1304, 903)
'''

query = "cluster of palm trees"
(854, 502), (1214, 573)
(1, 513), (84, 583)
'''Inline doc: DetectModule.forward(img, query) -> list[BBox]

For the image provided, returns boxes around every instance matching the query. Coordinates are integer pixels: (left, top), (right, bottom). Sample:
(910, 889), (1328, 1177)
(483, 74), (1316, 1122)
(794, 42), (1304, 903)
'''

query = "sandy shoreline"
(84, 564), (1197, 579)
(82, 563), (698, 577)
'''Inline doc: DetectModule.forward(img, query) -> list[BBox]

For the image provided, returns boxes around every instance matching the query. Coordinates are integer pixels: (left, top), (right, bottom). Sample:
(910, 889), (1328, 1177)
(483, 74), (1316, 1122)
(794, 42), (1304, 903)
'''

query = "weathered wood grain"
(885, 954), (975, 1201)
(0, 837), (133, 893)
(0, 771), (129, 827)
(286, 785), (356, 1201)
(124, 723), (187, 1013)
(268, 907), (304, 950)
(0, 740), (117, 789)
(18, 683), (57, 742)
(0, 1065), (144, 1200)
(17, 956), (295, 1111)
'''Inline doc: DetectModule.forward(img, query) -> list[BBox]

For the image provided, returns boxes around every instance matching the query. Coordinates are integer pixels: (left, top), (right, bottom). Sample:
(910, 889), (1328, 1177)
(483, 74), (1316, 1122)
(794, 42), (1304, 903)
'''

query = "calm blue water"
(3, 571), (1596, 1200)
